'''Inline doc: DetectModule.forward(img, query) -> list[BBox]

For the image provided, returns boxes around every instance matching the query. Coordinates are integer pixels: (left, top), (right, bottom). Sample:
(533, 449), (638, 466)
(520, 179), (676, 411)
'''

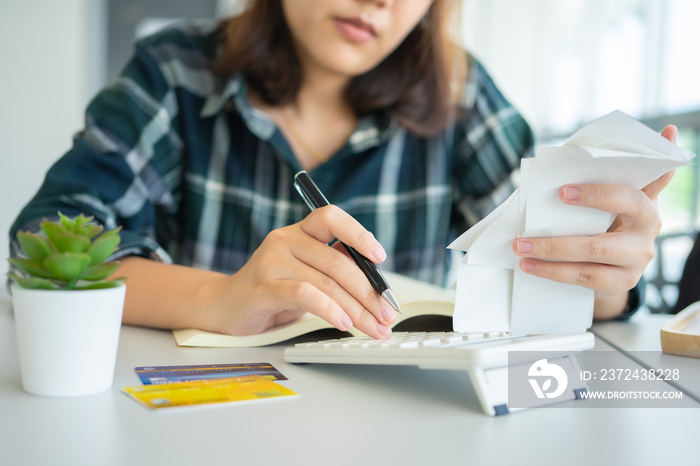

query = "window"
(461, 0), (700, 312)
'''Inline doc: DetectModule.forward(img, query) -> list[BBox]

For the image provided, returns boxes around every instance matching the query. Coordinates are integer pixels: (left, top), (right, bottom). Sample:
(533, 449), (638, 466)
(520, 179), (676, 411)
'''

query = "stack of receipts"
(448, 110), (696, 334)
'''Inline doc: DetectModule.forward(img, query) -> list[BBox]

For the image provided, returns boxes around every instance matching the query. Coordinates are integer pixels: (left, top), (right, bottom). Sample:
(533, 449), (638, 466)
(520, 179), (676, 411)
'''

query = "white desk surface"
(591, 310), (700, 401)
(1, 300), (698, 466)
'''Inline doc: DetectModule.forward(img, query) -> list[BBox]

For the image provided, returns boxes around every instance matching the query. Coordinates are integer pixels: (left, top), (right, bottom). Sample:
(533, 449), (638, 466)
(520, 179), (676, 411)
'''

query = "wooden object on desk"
(660, 301), (700, 357)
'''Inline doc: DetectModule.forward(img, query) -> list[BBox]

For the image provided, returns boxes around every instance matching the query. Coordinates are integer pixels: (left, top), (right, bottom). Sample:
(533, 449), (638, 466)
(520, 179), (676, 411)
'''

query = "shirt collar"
(200, 74), (277, 141)
(199, 74), (242, 118)
(349, 111), (398, 152)
(199, 73), (399, 149)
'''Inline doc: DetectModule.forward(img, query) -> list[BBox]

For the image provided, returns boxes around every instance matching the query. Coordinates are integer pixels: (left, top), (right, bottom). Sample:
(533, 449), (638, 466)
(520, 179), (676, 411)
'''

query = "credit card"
(134, 362), (287, 385)
(122, 376), (298, 410)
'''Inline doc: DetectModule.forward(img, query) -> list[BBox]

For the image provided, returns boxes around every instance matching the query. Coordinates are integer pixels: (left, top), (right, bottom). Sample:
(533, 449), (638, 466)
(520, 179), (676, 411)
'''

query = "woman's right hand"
(208, 205), (397, 339)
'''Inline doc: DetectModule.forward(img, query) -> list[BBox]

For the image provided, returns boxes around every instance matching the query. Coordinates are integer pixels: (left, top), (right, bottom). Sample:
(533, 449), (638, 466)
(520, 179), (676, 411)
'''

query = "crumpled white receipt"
(449, 110), (696, 334)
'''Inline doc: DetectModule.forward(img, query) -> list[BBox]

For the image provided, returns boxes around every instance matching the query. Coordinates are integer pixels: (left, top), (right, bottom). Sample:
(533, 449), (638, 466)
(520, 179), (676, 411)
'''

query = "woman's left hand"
(512, 125), (678, 320)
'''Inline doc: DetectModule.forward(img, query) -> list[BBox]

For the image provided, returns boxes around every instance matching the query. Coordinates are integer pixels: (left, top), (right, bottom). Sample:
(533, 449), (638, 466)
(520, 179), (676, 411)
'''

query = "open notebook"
(172, 271), (456, 347)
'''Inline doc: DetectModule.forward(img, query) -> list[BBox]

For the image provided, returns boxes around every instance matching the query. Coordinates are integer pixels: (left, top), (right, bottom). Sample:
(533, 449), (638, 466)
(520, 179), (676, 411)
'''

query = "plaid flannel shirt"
(10, 21), (534, 287)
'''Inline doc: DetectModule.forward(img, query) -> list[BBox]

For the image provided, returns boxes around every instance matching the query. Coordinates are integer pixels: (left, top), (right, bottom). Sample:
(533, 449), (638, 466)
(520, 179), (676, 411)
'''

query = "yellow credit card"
(122, 375), (298, 410)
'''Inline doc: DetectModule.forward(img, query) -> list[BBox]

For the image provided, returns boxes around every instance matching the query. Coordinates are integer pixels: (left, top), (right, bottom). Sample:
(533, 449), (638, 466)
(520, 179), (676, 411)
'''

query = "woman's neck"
(293, 64), (352, 120)
(254, 66), (358, 171)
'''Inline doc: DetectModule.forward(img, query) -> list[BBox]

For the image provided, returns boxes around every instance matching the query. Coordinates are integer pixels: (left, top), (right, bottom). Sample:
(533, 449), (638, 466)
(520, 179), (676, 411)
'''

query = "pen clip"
(294, 170), (329, 211)
(294, 179), (318, 212)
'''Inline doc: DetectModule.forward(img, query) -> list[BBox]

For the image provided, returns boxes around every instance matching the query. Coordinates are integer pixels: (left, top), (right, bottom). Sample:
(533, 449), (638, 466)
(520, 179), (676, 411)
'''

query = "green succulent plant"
(9, 213), (125, 290)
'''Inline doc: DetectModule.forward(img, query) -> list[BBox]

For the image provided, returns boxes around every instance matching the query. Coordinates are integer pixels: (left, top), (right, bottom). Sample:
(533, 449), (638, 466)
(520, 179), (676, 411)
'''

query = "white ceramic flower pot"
(12, 284), (126, 397)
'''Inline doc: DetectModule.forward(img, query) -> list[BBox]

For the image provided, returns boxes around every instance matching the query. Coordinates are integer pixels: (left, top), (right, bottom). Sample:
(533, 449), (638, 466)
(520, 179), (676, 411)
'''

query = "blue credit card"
(134, 362), (288, 385)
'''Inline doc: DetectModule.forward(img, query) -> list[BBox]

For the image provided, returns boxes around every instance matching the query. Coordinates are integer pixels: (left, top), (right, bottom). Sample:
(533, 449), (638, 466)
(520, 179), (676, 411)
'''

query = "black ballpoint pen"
(293, 170), (402, 314)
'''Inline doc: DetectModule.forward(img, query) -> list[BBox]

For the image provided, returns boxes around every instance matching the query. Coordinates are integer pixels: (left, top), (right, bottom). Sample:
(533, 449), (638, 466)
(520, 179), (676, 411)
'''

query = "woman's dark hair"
(214, 0), (466, 136)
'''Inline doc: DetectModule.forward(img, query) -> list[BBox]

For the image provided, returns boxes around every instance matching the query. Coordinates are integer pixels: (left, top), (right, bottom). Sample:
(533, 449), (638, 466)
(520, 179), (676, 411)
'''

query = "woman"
(11, 0), (675, 339)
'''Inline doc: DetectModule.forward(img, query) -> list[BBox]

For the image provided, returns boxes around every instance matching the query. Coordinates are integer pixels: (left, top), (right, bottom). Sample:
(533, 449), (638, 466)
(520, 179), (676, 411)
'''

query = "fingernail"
(521, 260), (535, 272)
(381, 305), (396, 324)
(563, 186), (580, 201)
(516, 241), (533, 254)
(340, 315), (353, 331)
(376, 323), (392, 338)
(372, 245), (387, 262)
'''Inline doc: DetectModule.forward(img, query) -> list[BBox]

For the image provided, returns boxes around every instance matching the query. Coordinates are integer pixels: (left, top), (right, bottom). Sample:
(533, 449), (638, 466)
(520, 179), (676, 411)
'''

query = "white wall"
(0, 1), (96, 299)
(461, 0), (541, 129)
